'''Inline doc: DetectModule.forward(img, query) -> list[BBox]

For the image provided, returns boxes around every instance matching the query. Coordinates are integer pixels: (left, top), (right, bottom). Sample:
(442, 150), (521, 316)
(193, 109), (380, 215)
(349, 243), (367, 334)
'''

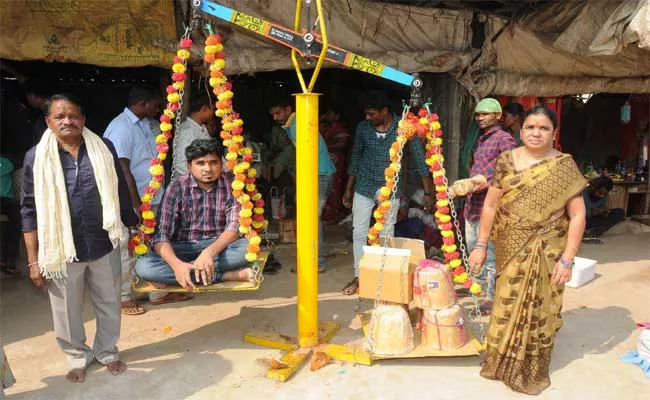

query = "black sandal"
(342, 277), (359, 295)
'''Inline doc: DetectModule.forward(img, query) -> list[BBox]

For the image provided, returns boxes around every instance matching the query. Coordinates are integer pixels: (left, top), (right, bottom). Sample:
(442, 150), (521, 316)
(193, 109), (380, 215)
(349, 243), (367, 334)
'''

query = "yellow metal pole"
(295, 92), (320, 348)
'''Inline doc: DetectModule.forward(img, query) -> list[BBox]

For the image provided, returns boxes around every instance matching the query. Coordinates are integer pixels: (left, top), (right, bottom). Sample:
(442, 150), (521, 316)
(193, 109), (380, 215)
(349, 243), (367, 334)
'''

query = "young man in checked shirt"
(135, 139), (254, 289)
(341, 91), (435, 295)
(463, 98), (518, 313)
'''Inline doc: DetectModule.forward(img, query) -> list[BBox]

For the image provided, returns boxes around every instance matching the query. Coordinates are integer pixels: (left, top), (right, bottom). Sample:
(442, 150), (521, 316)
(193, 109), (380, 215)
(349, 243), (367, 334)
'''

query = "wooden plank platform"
(131, 251), (270, 293)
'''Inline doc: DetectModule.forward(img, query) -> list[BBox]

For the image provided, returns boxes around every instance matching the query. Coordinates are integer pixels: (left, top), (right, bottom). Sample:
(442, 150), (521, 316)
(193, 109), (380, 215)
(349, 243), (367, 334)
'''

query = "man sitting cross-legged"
(135, 139), (254, 288)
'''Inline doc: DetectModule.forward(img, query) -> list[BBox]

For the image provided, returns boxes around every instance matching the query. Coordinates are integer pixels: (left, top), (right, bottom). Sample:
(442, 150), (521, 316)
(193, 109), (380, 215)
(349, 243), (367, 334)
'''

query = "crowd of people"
(1, 80), (625, 396)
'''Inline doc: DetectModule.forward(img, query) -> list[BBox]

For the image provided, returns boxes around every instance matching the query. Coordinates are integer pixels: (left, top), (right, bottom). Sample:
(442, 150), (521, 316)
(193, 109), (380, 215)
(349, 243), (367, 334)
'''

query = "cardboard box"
(359, 238), (426, 304)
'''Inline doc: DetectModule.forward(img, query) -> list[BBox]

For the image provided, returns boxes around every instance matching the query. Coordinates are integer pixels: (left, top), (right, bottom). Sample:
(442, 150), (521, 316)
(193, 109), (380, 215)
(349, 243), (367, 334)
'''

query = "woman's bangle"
(473, 243), (487, 250)
(559, 258), (574, 269)
(27, 261), (39, 268)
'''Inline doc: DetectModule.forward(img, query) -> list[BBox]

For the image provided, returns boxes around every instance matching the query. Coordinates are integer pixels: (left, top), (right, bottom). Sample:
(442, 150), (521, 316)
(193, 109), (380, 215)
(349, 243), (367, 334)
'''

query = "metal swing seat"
(131, 251), (271, 294)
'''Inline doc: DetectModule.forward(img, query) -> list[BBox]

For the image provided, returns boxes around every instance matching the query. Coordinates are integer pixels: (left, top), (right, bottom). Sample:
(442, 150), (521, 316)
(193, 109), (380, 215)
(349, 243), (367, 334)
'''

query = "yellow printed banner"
(0, 0), (176, 68)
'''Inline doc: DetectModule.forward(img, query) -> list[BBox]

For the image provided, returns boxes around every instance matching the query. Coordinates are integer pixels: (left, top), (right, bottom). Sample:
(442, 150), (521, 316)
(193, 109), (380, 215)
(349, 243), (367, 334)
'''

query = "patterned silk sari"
(480, 151), (586, 395)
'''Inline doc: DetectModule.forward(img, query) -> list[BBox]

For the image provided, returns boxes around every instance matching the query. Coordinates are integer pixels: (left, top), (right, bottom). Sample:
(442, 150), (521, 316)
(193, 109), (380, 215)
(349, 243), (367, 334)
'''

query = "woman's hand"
(551, 262), (572, 286)
(468, 248), (487, 275)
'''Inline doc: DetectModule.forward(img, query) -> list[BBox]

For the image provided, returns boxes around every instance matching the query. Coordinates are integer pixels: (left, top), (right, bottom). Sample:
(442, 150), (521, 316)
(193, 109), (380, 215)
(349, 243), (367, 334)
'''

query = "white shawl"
(33, 128), (125, 278)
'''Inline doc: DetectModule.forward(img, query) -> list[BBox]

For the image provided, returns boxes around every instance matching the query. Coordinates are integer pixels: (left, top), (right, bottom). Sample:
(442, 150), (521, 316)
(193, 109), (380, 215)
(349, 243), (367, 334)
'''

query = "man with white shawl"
(21, 94), (138, 383)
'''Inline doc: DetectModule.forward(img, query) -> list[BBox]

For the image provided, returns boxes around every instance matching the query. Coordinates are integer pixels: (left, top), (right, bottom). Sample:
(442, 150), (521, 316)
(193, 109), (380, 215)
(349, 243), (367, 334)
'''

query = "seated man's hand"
(193, 249), (215, 285)
(173, 262), (210, 289)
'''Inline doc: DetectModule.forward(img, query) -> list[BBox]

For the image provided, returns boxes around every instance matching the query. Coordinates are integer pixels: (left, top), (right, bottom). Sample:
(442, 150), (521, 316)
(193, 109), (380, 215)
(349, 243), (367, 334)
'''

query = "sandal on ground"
(342, 277), (359, 296)
(121, 301), (146, 316)
(149, 292), (193, 306)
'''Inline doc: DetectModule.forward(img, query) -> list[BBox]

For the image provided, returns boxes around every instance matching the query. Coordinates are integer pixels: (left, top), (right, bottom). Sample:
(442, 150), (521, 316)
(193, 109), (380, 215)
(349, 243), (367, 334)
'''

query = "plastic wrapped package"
(367, 302), (415, 356)
(420, 305), (467, 350)
(413, 259), (456, 310)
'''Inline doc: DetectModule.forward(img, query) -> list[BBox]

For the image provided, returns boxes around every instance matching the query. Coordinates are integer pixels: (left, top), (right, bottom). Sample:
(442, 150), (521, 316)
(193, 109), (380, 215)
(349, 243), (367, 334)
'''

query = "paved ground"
(2, 224), (649, 399)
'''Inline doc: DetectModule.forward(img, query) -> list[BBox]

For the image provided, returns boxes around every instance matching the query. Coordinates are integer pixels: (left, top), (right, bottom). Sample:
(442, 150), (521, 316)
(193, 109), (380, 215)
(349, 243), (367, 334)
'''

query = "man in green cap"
(460, 97), (517, 313)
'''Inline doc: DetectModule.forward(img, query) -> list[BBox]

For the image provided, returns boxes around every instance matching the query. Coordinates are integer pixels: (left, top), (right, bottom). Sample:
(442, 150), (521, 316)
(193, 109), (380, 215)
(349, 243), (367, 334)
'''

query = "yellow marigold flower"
(167, 92), (180, 103)
(176, 49), (191, 59)
(155, 134), (168, 144)
(239, 209), (252, 218)
(431, 121), (441, 130)
(134, 244), (148, 255)
(172, 81), (184, 91)
(142, 210), (155, 220)
(149, 164), (164, 176)
(245, 252), (258, 263)
(249, 236), (262, 246)
(141, 194), (151, 203)
(469, 282), (482, 295)
(246, 184), (256, 192)
(172, 63), (186, 73)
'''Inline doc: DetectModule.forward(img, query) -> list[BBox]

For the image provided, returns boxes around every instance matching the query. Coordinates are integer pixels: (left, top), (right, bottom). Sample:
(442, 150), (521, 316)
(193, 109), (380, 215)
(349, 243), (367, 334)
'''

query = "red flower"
(243, 154), (254, 163)
(215, 52), (225, 59)
(255, 200), (265, 207)
(168, 102), (180, 112)
(173, 56), (183, 65)
(128, 239), (138, 252)
(144, 186), (154, 195)
(156, 143), (169, 153)
(163, 131), (172, 140)
(160, 114), (171, 123)
(253, 214), (265, 222)
(143, 219), (156, 228)
(443, 236), (456, 246)
(441, 222), (453, 231)
(436, 192), (448, 200)
(444, 251), (460, 261)
(430, 113), (439, 121)
(232, 126), (243, 135)
(433, 129), (443, 138)
(433, 176), (445, 185)
(453, 266), (466, 275)
(172, 72), (187, 82)
(418, 108), (428, 117)
(179, 38), (193, 49)
(153, 175), (165, 183)
(463, 279), (473, 289)
(438, 206), (450, 215)
(140, 203), (152, 212)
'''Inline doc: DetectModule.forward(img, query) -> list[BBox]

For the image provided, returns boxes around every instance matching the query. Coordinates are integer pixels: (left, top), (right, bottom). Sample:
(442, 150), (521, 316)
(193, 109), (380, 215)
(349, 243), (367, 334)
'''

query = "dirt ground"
(2, 223), (649, 400)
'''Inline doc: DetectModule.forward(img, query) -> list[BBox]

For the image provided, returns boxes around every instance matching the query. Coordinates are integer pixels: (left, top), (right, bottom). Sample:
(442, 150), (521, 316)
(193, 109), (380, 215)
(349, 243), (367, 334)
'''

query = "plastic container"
(565, 257), (597, 288)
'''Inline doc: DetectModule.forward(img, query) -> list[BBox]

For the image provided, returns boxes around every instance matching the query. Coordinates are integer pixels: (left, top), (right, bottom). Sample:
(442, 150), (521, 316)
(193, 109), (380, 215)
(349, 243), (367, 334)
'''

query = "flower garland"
(368, 107), (481, 295)
(129, 37), (192, 256)
(204, 34), (267, 263)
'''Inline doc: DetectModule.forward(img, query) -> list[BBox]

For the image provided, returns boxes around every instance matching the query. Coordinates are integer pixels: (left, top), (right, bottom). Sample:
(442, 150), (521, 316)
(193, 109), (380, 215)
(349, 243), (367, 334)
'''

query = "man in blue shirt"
(270, 97), (335, 272)
(583, 176), (625, 239)
(104, 87), (189, 314)
(342, 91), (434, 295)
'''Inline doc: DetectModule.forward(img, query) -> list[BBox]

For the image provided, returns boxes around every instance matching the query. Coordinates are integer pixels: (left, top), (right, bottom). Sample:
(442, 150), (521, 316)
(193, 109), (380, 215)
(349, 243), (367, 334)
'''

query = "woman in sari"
(468, 106), (587, 395)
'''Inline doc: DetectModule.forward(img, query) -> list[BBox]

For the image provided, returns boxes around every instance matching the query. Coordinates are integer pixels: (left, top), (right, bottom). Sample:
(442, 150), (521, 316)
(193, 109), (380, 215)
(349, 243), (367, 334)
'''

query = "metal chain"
(434, 144), (484, 336)
(366, 106), (409, 353)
